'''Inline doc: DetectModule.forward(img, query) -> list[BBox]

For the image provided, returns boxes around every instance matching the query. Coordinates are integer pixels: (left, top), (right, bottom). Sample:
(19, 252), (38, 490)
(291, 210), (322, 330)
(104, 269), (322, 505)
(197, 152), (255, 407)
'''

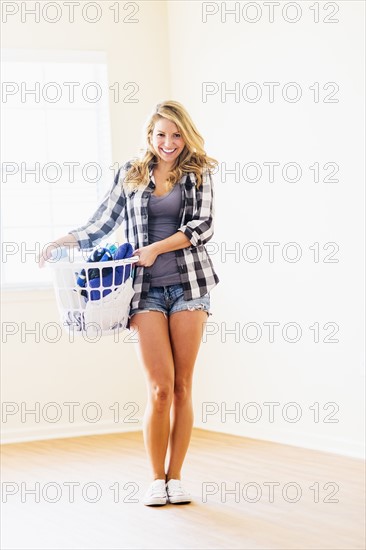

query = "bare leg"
(130, 311), (175, 480)
(166, 310), (208, 481)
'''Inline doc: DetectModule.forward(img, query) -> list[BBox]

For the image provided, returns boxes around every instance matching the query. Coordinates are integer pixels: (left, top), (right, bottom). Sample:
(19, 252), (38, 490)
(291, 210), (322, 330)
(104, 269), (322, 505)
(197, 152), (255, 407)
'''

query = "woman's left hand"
(132, 244), (159, 267)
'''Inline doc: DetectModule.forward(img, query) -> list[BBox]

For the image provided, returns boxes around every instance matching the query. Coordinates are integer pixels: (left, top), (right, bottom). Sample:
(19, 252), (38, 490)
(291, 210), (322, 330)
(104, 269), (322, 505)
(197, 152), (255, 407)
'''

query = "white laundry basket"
(49, 251), (139, 337)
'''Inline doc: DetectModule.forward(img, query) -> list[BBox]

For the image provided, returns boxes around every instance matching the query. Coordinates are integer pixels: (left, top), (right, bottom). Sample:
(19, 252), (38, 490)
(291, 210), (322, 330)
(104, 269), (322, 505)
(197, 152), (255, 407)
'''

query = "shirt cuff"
(177, 226), (197, 247)
(68, 230), (93, 250)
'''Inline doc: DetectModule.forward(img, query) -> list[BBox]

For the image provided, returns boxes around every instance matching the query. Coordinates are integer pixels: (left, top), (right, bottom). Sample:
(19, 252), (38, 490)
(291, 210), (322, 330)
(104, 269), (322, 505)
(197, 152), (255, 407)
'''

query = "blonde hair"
(122, 100), (218, 193)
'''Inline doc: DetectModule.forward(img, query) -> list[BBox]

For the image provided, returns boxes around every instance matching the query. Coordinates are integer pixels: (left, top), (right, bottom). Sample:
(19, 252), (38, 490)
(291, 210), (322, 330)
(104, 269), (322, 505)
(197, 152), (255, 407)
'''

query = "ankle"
(166, 474), (181, 482)
(153, 475), (166, 481)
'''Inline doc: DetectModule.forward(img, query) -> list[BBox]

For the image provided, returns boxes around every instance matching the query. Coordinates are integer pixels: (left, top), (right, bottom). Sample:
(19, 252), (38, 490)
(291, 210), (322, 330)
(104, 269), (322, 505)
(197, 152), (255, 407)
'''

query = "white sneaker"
(142, 479), (167, 506)
(166, 478), (192, 504)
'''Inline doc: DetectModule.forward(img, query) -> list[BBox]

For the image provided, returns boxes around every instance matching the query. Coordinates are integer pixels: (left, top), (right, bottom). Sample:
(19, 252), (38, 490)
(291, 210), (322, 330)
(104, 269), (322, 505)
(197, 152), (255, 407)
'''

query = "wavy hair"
(122, 100), (218, 193)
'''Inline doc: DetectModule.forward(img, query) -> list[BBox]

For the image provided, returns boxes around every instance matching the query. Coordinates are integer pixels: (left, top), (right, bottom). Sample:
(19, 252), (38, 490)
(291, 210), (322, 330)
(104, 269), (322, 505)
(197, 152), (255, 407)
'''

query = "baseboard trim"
(1, 419), (144, 445)
(195, 423), (365, 459)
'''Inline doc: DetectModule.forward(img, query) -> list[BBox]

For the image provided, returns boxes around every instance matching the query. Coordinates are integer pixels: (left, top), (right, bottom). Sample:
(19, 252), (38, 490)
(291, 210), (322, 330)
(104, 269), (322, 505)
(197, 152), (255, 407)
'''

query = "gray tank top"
(148, 182), (182, 286)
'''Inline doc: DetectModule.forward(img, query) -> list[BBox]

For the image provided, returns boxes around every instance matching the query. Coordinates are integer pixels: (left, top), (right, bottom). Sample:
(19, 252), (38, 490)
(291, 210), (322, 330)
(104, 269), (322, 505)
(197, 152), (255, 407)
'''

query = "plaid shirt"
(69, 159), (220, 327)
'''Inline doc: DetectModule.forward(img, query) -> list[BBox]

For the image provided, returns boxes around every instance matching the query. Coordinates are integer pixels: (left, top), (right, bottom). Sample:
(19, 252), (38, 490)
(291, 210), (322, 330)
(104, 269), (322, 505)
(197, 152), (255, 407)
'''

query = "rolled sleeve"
(68, 164), (127, 250)
(177, 169), (215, 247)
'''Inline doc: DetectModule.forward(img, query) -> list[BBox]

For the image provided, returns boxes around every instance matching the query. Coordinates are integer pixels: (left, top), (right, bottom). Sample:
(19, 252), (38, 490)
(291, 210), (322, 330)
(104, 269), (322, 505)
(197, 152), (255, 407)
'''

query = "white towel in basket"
(83, 277), (135, 332)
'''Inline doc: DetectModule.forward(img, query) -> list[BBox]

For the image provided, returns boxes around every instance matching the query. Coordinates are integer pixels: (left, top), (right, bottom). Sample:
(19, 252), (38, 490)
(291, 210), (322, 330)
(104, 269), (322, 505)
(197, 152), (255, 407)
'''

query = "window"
(1, 49), (113, 288)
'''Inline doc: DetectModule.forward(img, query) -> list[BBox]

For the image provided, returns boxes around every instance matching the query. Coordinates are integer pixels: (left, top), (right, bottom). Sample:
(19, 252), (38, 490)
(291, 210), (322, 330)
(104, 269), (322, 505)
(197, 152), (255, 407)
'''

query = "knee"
(174, 381), (192, 405)
(150, 383), (173, 411)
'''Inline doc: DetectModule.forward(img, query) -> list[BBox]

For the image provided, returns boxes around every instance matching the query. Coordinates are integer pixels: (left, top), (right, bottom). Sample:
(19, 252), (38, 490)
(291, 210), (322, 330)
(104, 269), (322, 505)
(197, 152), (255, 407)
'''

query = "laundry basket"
(49, 251), (139, 337)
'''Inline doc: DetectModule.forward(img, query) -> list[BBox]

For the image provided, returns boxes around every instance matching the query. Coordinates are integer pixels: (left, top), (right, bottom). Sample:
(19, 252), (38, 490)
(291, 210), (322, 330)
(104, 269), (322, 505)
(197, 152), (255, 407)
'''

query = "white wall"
(2, 1), (364, 458)
(167, 0), (365, 458)
(1, 1), (171, 442)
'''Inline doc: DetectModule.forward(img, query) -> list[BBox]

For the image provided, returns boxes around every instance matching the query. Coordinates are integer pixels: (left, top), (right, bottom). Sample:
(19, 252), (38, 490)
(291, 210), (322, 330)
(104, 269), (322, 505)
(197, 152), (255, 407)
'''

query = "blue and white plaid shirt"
(69, 159), (220, 326)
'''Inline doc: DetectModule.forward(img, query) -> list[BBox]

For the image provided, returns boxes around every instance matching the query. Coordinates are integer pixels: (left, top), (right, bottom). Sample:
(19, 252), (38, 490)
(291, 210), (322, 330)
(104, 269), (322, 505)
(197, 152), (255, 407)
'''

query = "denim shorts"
(129, 283), (212, 321)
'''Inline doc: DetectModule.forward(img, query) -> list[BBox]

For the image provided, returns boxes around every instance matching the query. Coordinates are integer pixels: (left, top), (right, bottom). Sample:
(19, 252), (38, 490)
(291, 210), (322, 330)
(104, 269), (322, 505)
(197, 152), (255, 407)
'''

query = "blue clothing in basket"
(77, 243), (134, 301)
(77, 247), (114, 297)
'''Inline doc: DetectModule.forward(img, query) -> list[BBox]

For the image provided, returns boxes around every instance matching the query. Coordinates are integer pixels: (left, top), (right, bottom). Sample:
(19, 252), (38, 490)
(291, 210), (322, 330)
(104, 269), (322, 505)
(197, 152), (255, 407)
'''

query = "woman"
(39, 100), (220, 506)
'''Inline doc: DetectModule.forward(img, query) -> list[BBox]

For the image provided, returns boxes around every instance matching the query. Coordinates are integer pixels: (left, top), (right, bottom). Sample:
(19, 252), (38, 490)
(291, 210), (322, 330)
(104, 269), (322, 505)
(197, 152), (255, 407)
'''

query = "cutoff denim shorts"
(129, 283), (212, 322)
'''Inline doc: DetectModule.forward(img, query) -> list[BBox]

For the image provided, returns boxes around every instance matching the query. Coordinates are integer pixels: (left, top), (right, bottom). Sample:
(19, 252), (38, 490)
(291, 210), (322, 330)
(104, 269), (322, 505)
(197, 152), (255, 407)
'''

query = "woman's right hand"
(37, 234), (79, 268)
(37, 243), (59, 268)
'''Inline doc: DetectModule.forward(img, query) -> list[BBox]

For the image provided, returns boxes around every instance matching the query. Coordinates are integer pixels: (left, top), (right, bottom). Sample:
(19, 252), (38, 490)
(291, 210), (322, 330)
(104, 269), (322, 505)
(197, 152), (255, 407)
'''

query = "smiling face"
(150, 117), (185, 169)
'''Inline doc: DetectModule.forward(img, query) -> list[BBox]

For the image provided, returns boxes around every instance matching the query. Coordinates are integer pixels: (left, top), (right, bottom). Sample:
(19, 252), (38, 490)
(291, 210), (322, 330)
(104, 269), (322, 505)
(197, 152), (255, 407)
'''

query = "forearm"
(50, 234), (79, 249)
(151, 231), (191, 255)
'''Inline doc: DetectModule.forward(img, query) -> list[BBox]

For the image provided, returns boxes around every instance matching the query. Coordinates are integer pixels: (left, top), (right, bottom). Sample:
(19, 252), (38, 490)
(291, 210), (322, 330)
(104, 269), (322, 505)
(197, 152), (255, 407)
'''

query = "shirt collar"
(148, 160), (195, 187)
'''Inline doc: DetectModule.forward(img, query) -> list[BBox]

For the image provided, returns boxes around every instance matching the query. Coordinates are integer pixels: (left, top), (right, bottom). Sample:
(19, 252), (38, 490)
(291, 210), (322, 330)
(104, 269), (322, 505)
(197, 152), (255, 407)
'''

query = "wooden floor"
(1, 428), (364, 549)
